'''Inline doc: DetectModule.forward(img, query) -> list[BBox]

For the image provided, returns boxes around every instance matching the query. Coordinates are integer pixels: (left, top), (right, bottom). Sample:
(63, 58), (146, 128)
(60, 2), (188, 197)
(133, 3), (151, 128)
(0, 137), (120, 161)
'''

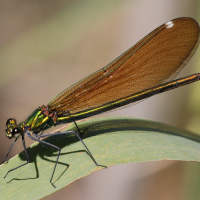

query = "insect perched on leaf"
(1, 17), (200, 187)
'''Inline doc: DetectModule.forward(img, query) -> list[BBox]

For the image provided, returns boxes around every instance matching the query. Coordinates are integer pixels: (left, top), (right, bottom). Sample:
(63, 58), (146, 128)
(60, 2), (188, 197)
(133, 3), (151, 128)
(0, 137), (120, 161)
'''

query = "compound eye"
(6, 118), (16, 127)
(12, 127), (21, 134)
(6, 127), (22, 139)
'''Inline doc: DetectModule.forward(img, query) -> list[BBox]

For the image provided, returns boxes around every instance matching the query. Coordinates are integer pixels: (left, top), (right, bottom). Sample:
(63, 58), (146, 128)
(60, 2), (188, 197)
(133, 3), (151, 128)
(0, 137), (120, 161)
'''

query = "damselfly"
(2, 17), (200, 187)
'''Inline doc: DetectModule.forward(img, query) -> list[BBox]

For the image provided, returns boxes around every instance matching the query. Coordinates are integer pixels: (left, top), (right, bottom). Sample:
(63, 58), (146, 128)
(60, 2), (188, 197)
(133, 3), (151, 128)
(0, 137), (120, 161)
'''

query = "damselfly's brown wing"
(48, 18), (200, 116)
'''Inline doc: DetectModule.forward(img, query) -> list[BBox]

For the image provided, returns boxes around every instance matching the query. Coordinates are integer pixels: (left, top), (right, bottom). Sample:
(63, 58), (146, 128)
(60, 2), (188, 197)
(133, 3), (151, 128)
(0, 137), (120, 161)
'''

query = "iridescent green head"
(5, 118), (23, 139)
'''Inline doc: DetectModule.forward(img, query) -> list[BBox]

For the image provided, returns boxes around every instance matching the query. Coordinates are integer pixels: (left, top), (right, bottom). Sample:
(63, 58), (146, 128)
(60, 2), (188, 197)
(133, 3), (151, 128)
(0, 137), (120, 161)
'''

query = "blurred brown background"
(0, 0), (200, 199)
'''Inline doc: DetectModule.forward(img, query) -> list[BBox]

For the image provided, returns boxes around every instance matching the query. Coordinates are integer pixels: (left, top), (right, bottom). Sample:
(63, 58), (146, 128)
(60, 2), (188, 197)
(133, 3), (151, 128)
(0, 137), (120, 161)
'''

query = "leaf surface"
(1, 117), (200, 199)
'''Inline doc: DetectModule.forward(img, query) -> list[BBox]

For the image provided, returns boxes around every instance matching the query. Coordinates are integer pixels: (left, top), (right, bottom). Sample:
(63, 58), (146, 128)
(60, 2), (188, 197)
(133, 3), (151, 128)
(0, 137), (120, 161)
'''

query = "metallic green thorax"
(24, 107), (72, 134)
(24, 107), (56, 133)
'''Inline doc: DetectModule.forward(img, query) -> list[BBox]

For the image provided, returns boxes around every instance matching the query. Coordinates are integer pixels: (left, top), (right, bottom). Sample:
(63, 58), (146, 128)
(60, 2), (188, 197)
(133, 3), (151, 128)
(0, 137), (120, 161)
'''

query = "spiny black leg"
(39, 130), (106, 168)
(67, 110), (87, 136)
(4, 135), (30, 178)
(26, 132), (61, 188)
(22, 135), (29, 162)
(73, 121), (88, 136)
(34, 131), (76, 138)
(30, 130), (106, 187)
(73, 131), (107, 168)
(1, 137), (18, 165)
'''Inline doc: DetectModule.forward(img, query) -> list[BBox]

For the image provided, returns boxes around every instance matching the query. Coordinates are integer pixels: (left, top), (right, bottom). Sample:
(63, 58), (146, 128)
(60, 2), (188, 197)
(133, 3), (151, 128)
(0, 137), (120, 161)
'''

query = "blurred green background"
(0, 0), (200, 199)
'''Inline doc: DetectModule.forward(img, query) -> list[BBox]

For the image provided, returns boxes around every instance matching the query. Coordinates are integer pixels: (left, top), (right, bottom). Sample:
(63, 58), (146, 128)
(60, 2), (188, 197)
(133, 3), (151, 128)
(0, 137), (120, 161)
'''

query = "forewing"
(49, 18), (200, 115)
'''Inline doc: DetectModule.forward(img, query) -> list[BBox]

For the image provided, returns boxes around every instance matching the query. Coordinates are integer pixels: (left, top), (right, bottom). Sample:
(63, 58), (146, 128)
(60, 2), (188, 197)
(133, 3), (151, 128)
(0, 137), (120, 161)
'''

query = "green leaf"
(1, 117), (200, 199)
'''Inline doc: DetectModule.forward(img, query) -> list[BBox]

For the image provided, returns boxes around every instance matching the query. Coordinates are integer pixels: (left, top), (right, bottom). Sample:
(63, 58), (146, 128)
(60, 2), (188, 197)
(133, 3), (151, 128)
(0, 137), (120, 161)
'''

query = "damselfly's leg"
(3, 135), (30, 178)
(66, 110), (87, 135)
(26, 132), (61, 188)
(71, 131), (106, 168)
(73, 121), (88, 136)
(67, 110), (87, 136)
(1, 137), (19, 165)
(31, 130), (106, 187)
(37, 131), (106, 168)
